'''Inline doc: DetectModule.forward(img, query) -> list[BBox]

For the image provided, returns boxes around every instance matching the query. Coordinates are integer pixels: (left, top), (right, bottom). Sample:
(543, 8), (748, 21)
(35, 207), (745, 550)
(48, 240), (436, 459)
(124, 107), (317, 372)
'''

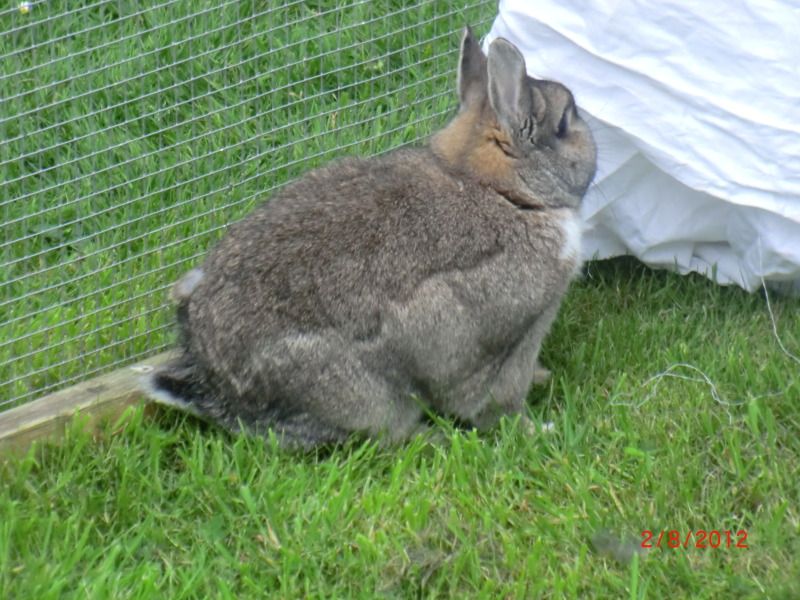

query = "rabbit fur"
(143, 28), (597, 448)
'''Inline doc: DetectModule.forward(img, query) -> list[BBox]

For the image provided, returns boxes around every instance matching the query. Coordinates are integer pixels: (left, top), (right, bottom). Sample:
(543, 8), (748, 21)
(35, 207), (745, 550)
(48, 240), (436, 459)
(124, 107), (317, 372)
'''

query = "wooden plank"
(0, 352), (173, 458)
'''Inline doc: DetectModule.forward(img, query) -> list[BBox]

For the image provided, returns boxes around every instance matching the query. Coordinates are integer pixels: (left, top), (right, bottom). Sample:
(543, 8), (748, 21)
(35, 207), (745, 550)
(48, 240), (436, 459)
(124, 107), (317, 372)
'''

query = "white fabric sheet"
(485, 0), (800, 293)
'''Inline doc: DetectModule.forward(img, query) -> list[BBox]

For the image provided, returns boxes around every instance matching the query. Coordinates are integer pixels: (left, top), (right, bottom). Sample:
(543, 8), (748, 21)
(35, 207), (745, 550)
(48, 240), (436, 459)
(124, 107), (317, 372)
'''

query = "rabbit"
(142, 27), (597, 448)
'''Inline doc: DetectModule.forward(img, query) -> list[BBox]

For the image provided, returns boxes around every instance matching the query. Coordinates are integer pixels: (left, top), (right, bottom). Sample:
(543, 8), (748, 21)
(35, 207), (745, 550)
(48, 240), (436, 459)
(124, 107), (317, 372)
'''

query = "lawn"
(1, 0), (496, 408)
(2, 259), (799, 598)
(2, 1), (800, 598)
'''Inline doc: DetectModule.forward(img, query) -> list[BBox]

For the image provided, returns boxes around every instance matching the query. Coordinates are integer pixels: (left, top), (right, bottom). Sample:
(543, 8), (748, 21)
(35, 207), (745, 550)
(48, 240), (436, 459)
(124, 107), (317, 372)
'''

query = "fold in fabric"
(486, 0), (800, 293)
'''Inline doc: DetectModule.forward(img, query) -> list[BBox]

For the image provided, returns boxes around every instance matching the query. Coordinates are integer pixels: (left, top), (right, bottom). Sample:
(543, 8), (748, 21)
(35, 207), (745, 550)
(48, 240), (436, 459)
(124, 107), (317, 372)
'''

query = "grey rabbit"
(143, 28), (597, 448)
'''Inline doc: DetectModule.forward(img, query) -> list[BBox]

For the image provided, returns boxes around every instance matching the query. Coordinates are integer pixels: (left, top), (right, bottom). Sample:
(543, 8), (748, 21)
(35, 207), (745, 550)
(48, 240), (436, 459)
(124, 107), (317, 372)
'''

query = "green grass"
(2, 259), (799, 598)
(2, 1), (800, 597)
(1, 0), (496, 407)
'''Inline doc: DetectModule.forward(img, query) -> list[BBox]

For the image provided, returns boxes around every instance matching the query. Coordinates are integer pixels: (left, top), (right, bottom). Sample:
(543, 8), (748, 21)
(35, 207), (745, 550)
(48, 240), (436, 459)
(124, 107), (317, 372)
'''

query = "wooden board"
(0, 352), (173, 458)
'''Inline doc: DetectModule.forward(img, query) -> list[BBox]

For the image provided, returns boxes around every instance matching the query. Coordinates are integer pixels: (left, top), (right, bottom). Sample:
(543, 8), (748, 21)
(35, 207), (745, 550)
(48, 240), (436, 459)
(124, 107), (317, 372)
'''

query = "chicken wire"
(1, 0), (497, 410)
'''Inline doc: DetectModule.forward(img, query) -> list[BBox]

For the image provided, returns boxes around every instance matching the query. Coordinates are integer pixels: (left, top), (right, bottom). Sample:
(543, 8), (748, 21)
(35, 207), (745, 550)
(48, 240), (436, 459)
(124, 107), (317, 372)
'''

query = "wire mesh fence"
(0, 1), (498, 410)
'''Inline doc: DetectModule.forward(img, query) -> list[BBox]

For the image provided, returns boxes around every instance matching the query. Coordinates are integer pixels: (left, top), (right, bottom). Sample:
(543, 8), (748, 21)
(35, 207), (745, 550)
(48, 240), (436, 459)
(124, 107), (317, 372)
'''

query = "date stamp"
(641, 530), (749, 550)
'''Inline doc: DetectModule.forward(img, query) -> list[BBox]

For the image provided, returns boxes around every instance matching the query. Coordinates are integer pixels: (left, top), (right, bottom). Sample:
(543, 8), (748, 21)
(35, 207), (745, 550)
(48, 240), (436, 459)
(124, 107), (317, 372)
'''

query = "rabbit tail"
(143, 356), (210, 421)
(143, 267), (226, 424)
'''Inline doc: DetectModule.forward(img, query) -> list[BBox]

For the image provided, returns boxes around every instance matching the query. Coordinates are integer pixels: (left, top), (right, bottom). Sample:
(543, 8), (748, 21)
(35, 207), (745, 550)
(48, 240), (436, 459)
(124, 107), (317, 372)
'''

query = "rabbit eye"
(556, 109), (570, 139)
(520, 115), (535, 141)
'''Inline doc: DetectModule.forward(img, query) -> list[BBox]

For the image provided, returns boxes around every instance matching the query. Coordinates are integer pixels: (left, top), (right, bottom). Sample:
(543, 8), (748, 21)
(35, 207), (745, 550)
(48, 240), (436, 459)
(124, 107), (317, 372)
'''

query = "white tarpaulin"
(486, 0), (800, 293)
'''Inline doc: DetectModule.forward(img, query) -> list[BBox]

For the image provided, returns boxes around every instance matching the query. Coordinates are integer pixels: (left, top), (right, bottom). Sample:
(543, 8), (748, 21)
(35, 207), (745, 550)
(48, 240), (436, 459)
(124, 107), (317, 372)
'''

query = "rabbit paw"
(520, 416), (555, 436)
(532, 364), (552, 385)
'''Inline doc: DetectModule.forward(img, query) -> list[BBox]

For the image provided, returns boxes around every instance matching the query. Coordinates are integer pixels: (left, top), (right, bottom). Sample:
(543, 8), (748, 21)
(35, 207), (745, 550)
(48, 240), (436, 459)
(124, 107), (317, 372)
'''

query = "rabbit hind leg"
(265, 333), (424, 446)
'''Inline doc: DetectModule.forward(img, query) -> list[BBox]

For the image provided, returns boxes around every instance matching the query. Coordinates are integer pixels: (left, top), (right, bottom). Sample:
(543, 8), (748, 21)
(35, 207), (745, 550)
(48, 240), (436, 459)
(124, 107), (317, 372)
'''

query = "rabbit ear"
(487, 38), (545, 136)
(457, 26), (487, 109)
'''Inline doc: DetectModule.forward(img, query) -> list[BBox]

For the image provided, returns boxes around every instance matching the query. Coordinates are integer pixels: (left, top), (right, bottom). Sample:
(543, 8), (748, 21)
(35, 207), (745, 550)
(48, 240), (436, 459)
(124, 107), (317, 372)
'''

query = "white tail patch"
(138, 373), (206, 419)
